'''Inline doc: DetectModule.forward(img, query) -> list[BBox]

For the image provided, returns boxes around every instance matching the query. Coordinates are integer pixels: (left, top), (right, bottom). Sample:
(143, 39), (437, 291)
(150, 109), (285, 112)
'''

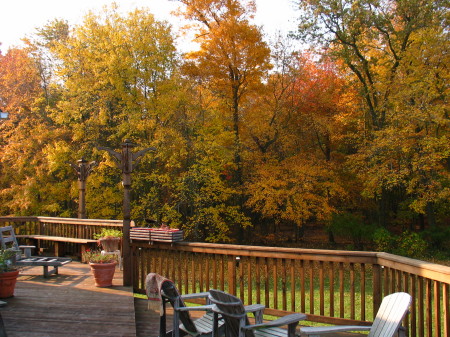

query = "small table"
(101, 250), (122, 270)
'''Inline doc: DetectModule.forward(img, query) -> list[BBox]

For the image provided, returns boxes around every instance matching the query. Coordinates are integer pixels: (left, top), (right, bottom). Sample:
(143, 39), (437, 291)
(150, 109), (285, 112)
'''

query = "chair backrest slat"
(0, 226), (20, 251)
(209, 289), (254, 337)
(159, 278), (198, 333)
(369, 292), (412, 337)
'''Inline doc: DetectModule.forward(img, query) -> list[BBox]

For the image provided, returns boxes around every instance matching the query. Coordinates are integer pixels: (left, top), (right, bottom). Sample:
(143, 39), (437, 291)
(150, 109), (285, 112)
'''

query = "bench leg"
(54, 242), (65, 257)
(43, 266), (59, 278)
(81, 244), (88, 262)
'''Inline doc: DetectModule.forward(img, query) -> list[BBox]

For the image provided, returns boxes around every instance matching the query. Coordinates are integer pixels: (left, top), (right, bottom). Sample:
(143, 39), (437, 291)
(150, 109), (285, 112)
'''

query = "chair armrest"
(244, 304), (265, 324)
(243, 313), (306, 330)
(177, 304), (214, 312)
(180, 291), (210, 301)
(244, 304), (265, 313)
(300, 325), (372, 335)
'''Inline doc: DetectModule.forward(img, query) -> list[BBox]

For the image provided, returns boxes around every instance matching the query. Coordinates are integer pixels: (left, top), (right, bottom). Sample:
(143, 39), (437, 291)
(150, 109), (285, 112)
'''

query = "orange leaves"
(0, 48), (41, 113)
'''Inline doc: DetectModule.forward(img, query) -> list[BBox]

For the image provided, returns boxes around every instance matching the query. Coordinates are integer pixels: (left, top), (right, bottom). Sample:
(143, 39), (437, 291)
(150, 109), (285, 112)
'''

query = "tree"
(297, 0), (450, 227)
(0, 47), (72, 216)
(178, 0), (272, 186)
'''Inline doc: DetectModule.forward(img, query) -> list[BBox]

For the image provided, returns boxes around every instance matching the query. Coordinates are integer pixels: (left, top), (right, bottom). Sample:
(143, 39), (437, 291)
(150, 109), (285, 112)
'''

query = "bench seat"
(16, 235), (97, 261)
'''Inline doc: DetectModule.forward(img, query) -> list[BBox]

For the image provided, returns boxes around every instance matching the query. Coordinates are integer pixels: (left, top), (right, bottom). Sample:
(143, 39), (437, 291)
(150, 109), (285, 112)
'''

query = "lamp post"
(69, 158), (97, 219)
(98, 139), (156, 286)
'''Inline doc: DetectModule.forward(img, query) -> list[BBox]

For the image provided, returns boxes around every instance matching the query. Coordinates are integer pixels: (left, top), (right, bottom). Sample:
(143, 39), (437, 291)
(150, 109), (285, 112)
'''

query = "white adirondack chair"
(300, 292), (412, 337)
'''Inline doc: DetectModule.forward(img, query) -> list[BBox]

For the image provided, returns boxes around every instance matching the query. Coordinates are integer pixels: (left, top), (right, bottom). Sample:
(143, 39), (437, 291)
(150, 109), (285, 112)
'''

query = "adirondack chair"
(146, 273), (265, 337)
(0, 226), (71, 278)
(208, 289), (306, 337)
(300, 292), (412, 337)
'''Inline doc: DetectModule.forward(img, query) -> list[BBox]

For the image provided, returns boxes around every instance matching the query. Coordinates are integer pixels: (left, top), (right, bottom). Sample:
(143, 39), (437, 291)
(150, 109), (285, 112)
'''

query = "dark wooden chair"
(208, 289), (306, 337)
(0, 226), (71, 278)
(146, 273), (265, 337)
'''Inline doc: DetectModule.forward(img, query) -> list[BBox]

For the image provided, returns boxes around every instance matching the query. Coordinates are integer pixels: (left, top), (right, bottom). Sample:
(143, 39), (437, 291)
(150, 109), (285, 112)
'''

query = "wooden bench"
(16, 235), (97, 261)
(1, 226), (73, 278)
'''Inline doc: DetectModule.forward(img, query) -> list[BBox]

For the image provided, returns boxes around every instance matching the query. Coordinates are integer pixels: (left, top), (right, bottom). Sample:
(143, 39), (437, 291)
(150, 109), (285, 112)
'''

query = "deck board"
(0, 262), (135, 337)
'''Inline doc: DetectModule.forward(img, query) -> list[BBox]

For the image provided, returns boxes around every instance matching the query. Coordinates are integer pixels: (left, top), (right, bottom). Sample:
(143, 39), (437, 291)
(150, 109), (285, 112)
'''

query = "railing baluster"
(247, 257), (253, 305)
(256, 256), (261, 305)
(361, 263), (365, 321)
(329, 261), (335, 318)
(434, 281), (441, 337)
(426, 278), (432, 337)
(339, 262), (344, 318)
(300, 259), (305, 313)
(444, 283), (449, 337)
(290, 259), (295, 312)
(410, 274), (417, 337)
(310, 260), (314, 315)
(205, 254), (210, 292)
(264, 257), (269, 308)
(199, 254), (204, 293)
(273, 258), (278, 309)
(239, 256), (244, 301)
(350, 262), (355, 319)
(319, 260), (324, 316)
(282, 259), (287, 311)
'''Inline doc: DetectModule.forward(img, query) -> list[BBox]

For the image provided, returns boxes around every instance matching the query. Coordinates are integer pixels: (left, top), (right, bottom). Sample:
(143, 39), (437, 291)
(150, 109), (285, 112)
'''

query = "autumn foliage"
(0, 0), (448, 252)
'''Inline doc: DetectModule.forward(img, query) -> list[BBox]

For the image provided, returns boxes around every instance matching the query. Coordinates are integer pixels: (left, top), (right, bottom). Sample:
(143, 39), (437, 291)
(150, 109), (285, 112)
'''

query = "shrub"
(396, 231), (427, 259)
(328, 212), (375, 250)
(373, 228), (395, 253)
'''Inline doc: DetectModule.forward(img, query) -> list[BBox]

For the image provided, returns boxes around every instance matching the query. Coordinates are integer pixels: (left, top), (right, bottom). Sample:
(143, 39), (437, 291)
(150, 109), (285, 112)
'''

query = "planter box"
(130, 228), (183, 243)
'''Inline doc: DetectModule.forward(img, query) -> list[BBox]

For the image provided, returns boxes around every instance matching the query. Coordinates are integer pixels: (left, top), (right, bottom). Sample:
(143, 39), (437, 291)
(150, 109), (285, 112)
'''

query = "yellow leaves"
(246, 155), (345, 226)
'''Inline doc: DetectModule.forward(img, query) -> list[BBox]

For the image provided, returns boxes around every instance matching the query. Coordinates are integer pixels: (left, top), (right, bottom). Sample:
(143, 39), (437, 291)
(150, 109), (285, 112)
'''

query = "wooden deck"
(0, 262), (135, 337)
(1, 262), (365, 337)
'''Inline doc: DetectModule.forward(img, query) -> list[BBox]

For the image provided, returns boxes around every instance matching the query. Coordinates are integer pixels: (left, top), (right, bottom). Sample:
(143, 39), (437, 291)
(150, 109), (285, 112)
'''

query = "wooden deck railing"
(0, 216), (123, 256)
(131, 241), (450, 337)
(1, 217), (449, 336)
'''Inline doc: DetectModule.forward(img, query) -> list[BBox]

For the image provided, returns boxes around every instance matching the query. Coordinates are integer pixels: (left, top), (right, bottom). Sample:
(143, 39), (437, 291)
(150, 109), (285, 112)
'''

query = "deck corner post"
(228, 255), (237, 296)
(373, 263), (382, 319)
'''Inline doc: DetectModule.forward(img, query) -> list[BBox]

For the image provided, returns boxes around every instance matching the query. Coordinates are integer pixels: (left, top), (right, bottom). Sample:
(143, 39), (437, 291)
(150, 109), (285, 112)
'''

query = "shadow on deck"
(0, 262), (135, 337)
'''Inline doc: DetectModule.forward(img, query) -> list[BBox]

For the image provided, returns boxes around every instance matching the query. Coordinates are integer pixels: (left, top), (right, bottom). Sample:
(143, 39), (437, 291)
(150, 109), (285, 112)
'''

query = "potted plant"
(93, 228), (123, 252)
(83, 249), (117, 287)
(0, 249), (20, 298)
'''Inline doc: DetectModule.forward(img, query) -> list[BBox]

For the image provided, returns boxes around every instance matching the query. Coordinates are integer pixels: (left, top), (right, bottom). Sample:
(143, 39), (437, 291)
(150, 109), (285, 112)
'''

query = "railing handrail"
(0, 216), (124, 226)
(132, 241), (450, 281)
(376, 252), (450, 283)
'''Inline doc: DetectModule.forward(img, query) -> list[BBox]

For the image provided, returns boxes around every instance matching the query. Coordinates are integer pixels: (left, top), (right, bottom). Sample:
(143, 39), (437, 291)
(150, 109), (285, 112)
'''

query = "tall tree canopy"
(297, 0), (450, 227)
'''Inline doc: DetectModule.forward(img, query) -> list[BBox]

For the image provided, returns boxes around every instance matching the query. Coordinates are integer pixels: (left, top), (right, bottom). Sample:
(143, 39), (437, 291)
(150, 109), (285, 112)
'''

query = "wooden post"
(98, 140), (156, 287)
(69, 158), (97, 219)
(372, 264), (382, 320)
(228, 255), (237, 295)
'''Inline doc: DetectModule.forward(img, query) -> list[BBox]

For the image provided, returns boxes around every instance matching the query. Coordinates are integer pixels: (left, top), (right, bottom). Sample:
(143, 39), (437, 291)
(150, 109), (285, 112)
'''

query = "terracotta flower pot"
(0, 269), (20, 298)
(89, 262), (117, 287)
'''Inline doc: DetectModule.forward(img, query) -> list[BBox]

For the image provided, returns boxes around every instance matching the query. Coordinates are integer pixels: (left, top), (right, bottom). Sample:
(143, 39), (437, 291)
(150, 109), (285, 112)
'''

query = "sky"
(0, 0), (300, 53)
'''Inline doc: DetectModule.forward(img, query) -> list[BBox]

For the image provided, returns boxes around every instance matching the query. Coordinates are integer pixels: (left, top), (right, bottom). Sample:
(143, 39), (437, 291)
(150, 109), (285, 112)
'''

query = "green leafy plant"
(0, 249), (18, 272)
(328, 212), (376, 250)
(93, 228), (123, 240)
(82, 249), (117, 264)
(373, 228), (396, 253)
(396, 231), (427, 259)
